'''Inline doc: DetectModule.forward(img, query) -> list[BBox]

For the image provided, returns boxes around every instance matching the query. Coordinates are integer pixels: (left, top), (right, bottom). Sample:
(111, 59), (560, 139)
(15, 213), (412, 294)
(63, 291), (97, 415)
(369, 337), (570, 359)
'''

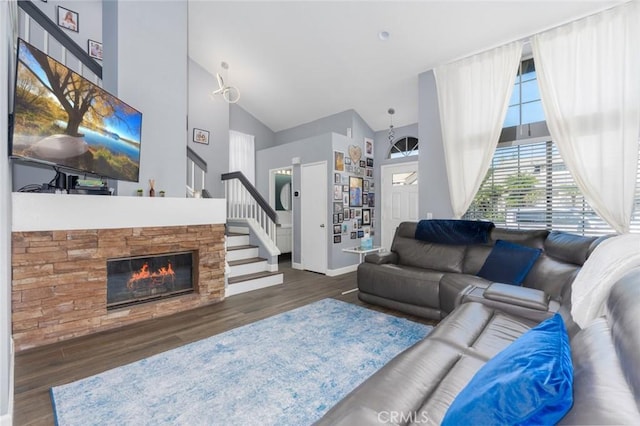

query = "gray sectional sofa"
(358, 221), (606, 321)
(315, 221), (640, 424)
(318, 268), (640, 424)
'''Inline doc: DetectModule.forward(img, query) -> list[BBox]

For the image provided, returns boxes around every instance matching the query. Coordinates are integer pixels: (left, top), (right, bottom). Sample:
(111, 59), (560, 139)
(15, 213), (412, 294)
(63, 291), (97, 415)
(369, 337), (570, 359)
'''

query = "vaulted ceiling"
(188, 1), (624, 132)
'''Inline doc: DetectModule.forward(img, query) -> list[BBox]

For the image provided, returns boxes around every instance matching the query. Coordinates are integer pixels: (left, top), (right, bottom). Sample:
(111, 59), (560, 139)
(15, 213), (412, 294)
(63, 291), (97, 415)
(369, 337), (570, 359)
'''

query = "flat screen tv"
(10, 39), (142, 182)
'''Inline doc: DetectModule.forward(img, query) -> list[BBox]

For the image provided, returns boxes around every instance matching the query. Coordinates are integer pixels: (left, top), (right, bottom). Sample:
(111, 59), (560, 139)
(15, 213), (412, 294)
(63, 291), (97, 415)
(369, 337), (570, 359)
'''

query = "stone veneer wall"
(11, 224), (225, 351)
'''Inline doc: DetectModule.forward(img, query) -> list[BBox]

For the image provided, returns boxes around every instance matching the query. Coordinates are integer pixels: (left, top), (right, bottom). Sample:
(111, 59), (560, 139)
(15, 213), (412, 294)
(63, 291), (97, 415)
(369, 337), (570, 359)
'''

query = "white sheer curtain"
(434, 42), (523, 218)
(531, 2), (640, 234)
(229, 130), (256, 185)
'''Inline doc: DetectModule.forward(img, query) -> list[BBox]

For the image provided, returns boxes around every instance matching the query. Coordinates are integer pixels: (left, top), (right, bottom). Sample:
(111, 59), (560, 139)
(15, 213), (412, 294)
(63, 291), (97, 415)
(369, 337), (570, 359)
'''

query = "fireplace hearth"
(107, 251), (195, 310)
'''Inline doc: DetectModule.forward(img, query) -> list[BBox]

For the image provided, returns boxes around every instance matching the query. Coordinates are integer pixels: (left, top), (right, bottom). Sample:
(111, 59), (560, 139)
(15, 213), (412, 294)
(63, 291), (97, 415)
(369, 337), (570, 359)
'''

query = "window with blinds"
(464, 140), (640, 236)
(464, 57), (639, 236)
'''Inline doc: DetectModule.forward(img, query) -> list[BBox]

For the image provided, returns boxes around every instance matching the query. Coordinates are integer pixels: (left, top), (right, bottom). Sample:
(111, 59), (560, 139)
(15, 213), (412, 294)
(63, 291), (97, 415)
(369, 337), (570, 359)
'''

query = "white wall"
(1, 1), (15, 423)
(103, 1), (187, 197)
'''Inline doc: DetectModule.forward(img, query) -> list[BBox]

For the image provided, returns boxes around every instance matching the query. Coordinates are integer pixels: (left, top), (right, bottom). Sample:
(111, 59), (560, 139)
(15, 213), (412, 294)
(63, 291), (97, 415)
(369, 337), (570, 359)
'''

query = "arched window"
(389, 137), (419, 159)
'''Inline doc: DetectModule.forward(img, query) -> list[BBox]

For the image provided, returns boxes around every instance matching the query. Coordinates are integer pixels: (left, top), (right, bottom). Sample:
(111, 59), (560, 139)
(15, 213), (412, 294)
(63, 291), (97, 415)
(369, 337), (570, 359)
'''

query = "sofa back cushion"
(392, 222), (465, 273)
(544, 231), (601, 266)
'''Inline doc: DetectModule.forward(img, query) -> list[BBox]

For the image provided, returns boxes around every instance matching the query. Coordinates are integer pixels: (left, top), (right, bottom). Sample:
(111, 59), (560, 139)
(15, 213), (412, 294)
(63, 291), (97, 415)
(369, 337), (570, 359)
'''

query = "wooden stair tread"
(228, 257), (266, 266)
(227, 244), (258, 251)
(228, 270), (283, 285)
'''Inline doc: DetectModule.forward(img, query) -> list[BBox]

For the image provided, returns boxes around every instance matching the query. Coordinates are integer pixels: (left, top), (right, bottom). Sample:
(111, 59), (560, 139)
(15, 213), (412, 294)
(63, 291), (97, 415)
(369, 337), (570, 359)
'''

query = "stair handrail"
(221, 171), (278, 225)
(18, 0), (102, 79)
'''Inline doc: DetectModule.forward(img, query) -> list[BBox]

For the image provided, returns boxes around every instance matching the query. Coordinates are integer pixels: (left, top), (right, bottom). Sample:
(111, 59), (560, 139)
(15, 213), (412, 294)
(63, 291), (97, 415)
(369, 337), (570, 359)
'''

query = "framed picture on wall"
(362, 208), (371, 225)
(334, 185), (342, 200)
(366, 157), (374, 167)
(334, 173), (341, 184)
(88, 40), (102, 60)
(363, 193), (368, 205)
(333, 225), (342, 234)
(57, 6), (79, 32)
(349, 176), (363, 207)
(333, 202), (343, 214)
(365, 137), (374, 156)
(363, 180), (369, 192)
(193, 128), (210, 144)
(334, 234), (342, 244)
(334, 151), (345, 171)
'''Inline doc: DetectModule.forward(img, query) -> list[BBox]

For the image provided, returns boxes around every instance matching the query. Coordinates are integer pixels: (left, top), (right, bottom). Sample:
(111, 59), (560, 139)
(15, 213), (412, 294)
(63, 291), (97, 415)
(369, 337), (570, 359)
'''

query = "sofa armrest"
(483, 283), (550, 311)
(364, 252), (398, 265)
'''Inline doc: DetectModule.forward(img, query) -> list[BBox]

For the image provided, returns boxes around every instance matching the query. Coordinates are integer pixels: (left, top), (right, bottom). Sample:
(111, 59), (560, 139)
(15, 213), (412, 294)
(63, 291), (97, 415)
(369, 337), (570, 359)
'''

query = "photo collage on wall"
(332, 137), (375, 244)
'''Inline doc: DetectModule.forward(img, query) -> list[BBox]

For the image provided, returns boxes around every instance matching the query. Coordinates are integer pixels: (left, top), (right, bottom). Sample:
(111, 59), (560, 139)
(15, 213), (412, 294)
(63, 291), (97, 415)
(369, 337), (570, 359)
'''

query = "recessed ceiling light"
(378, 31), (390, 41)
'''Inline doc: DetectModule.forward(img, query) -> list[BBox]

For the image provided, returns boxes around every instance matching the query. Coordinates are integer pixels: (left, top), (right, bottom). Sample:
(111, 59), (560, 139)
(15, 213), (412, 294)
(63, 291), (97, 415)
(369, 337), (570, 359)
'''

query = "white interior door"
(381, 162), (419, 250)
(301, 161), (327, 274)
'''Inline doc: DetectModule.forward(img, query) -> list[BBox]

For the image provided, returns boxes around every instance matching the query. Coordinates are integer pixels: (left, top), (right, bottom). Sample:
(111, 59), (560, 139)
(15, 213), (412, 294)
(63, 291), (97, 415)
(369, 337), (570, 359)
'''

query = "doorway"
(269, 167), (293, 262)
(301, 161), (327, 274)
(381, 161), (419, 250)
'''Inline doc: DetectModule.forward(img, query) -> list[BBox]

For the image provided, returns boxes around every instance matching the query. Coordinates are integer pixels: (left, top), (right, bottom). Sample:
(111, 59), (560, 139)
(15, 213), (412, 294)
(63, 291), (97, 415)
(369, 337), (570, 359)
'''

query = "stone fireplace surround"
(11, 193), (227, 351)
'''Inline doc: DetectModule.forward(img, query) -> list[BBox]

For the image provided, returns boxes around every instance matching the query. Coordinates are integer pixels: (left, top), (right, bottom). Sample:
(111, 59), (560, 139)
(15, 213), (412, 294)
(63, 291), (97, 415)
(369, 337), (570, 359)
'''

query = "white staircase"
(226, 226), (283, 296)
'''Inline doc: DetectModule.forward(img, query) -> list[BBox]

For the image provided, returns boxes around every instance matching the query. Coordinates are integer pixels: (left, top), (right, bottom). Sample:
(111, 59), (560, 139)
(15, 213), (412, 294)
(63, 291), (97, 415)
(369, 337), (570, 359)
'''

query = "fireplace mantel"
(11, 193), (227, 351)
(12, 193), (226, 231)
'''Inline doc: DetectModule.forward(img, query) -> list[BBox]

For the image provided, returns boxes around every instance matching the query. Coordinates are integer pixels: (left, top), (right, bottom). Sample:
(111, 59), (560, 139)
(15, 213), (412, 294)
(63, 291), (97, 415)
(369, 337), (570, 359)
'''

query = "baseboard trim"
(326, 264), (358, 277)
(1, 338), (14, 426)
(292, 262), (303, 270)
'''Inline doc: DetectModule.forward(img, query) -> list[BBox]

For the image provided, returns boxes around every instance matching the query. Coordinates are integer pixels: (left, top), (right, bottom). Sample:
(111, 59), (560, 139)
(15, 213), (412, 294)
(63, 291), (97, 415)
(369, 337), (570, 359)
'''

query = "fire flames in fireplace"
(107, 252), (194, 310)
(127, 262), (176, 291)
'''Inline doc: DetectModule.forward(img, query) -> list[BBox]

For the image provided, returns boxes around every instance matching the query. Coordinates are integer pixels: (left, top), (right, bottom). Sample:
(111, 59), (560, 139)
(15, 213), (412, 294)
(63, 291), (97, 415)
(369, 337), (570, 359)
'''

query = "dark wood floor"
(13, 261), (434, 425)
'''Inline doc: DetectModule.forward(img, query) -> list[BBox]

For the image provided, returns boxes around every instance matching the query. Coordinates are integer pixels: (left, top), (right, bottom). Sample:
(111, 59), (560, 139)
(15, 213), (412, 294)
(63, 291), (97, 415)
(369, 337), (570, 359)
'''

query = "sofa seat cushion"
(357, 263), (442, 309)
(439, 273), (491, 315)
(317, 302), (538, 425)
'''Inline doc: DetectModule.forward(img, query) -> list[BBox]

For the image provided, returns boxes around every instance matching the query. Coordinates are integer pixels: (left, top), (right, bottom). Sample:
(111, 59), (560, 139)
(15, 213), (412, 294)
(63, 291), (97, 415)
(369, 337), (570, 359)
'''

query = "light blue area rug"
(51, 298), (431, 426)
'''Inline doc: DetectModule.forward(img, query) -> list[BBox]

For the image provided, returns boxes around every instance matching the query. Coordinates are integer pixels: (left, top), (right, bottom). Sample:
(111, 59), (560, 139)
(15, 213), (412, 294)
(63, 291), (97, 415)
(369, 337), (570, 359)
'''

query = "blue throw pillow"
(477, 239), (542, 285)
(442, 314), (573, 426)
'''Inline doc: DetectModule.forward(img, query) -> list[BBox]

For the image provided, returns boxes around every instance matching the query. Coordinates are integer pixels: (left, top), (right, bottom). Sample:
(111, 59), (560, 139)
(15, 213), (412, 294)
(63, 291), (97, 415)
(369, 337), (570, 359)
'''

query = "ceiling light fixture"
(378, 31), (390, 41)
(213, 61), (241, 104)
(387, 108), (395, 144)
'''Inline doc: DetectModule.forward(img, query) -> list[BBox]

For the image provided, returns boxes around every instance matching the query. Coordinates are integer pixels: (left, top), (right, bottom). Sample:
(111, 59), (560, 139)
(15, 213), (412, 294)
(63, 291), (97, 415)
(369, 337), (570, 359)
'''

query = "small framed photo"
(358, 230), (364, 238)
(333, 214), (340, 224)
(334, 173), (341, 184)
(333, 224), (342, 235)
(342, 185), (349, 192)
(334, 185), (342, 200)
(363, 180), (370, 192)
(363, 193), (369, 205)
(359, 160), (366, 168)
(344, 157), (352, 165)
(349, 176), (363, 207)
(350, 231), (357, 239)
(362, 208), (371, 225)
(338, 213), (344, 222)
(88, 40), (102, 60)
(57, 6), (78, 32)
(365, 137), (374, 156)
(193, 128), (210, 144)
(368, 193), (375, 207)
(333, 202), (343, 214)
(366, 168), (373, 177)
(334, 151), (345, 171)
(367, 157), (374, 167)
(334, 234), (342, 244)
(342, 193), (349, 207)
(344, 208), (350, 218)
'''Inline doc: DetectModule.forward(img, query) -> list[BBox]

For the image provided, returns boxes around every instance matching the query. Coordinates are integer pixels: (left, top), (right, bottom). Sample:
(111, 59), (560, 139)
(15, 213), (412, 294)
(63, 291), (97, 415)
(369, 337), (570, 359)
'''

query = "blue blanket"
(415, 219), (494, 245)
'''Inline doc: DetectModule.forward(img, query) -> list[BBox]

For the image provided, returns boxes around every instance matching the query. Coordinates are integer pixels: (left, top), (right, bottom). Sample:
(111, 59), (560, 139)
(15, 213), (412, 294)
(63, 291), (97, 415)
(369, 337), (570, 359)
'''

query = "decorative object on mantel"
(159, 190), (166, 197)
(149, 179), (155, 197)
(387, 107), (395, 144)
(136, 189), (143, 197)
(193, 128), (210, 145)
(348, 145), (362, 164)
(212, 61), (241, 104)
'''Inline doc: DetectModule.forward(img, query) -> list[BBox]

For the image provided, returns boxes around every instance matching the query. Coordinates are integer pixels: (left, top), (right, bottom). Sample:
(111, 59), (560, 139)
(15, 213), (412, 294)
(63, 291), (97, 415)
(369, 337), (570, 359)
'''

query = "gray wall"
(256, 134), (331, 266)
(274, 110), (354, 146)
(418, 70), (453, 218)
(230, 104), (275, 151)
(188, 59), (230, 198)
(1, 1), (13, 420)
(12, 0), (104, 191)
(103, 1), (188, 197)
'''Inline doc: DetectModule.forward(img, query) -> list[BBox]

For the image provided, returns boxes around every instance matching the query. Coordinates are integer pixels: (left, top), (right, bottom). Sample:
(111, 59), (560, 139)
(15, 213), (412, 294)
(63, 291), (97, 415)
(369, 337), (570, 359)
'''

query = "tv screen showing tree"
(11, 39), (142, 182)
